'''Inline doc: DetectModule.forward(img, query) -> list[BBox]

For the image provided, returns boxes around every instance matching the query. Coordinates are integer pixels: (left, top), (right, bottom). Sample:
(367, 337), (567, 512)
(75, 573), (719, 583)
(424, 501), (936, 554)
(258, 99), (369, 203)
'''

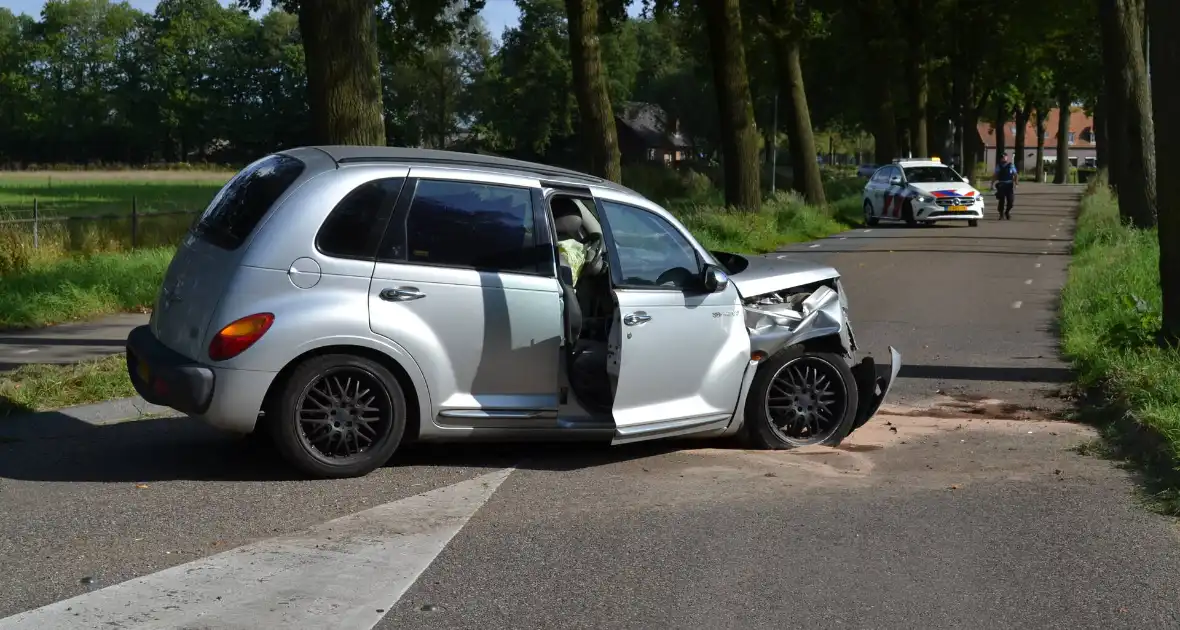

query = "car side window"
(600, 200), (701, 289)
(872, 169), (887, 184)
(402, 179), (539, 274)
(316, 177), (405, 260)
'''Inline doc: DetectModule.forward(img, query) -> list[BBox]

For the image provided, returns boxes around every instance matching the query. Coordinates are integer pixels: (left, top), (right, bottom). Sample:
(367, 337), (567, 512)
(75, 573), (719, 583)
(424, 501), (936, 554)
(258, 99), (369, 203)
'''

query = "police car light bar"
(891, 156), (941, 164)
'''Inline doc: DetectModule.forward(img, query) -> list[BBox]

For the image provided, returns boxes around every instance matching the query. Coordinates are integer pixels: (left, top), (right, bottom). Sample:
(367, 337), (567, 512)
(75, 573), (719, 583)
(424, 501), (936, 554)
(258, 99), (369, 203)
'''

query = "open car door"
(595, 197), (751, 443)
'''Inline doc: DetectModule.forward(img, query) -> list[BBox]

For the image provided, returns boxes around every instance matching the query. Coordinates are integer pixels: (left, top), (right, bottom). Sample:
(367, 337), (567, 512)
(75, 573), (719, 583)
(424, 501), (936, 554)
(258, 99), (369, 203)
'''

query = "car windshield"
(903, 166), (962, 183)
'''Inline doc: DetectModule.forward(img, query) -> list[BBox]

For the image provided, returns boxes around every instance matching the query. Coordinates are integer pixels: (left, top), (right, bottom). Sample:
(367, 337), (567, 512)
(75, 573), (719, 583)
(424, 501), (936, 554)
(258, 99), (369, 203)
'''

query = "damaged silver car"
(126, 146), (902, 479)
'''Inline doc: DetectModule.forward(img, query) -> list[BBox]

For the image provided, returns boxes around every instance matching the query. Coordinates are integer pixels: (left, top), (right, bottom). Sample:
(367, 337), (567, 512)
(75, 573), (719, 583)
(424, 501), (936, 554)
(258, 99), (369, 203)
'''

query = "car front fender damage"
(742, 282), (902, 436)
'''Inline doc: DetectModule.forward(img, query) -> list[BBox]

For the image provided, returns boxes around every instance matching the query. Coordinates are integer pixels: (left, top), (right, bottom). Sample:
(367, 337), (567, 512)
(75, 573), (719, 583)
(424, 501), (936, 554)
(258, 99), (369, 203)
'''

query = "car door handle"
(379, 287), (425, 302)
(623, 311), (651, 326)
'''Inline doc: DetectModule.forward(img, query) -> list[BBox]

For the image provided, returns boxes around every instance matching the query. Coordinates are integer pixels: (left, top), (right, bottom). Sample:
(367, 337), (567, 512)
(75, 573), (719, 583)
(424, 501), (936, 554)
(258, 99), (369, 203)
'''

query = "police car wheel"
(862, 201), (879, 226)
(968, 219), (979, 227)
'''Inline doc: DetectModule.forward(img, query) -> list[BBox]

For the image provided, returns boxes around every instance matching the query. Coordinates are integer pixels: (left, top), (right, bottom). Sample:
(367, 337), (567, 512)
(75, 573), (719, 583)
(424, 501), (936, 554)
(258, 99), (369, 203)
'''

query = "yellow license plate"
(137, 358), (151, 383)
(948, 205), (967, 212)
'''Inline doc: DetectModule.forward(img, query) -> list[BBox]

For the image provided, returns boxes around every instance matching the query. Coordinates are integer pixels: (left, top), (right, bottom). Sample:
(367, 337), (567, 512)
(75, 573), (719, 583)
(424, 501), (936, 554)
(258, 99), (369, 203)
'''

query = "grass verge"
(0, 247), (172, 329)
(1059, 181), (1180, 514)
(0, 354), (134, 417)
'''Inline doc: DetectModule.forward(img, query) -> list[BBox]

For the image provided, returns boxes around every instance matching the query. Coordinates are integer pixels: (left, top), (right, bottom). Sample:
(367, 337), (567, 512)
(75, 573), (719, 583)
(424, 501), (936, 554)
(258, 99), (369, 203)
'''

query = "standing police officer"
(991, 151), (1018, 220)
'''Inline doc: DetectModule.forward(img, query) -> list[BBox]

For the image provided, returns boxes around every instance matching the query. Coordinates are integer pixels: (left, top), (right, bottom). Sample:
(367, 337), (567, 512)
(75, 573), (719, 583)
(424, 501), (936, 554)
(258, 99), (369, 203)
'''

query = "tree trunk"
(775, 32), (825, 205)
(1035, 109), (1047, 182)
(906, 44), (928, 156)
(872, 82), (897, 164)
(1112, 0), (1158, 227)
(995, 100), (1009, 165)
(699, 0), (761, 210)
(1094, 96), (1107, 170)
(1014, 104), (1031, 174)
(298, 0), (385, 146)
(1101, 0), (1127, 190)
(1150, 0), (1180, 342)
(1054, 90), (1070, 184)
(565, 0), (622, 182)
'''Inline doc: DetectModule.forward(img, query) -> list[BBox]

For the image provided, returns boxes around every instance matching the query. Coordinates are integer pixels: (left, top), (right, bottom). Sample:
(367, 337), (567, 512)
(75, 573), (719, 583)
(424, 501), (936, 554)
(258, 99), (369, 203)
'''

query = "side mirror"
(701, 264), (730, 293)
(889, 175), (903, 186)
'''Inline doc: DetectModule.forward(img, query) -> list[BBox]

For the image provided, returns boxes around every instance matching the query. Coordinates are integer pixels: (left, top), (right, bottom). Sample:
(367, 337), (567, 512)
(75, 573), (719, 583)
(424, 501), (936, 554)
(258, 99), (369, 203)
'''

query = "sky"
(0, 0), (528, 41)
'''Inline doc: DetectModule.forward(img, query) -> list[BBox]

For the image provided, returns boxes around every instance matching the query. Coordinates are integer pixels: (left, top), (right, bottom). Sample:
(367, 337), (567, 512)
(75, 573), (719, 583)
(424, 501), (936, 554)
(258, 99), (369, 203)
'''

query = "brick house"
(976, 108), (1097, 173)
(615, 102), (693, 165)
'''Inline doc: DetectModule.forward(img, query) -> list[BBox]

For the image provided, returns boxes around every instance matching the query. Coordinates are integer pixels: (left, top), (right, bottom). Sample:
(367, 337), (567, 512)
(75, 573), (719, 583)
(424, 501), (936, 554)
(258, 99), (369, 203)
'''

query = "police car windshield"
(902, 166), (962, 183)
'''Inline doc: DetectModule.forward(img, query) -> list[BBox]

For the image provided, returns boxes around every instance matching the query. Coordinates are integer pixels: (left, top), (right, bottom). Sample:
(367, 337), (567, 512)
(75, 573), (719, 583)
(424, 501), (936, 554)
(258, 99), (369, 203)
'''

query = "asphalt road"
(3, 183), (1180, 629)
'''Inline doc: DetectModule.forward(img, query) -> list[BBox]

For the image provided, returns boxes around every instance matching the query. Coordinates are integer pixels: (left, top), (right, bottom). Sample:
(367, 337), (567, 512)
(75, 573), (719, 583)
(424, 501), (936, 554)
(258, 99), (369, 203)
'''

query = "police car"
(861, 158), (984, 227)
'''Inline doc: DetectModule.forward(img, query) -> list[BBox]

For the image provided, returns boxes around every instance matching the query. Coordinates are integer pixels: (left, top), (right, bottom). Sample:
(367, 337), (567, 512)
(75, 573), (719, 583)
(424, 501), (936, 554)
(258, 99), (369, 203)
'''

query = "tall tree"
(297, 0), (384, 145)
(1013, 102), (1032, 173)
(1053, 89), (1070, 184)
(1150, 0), (1180, 342)
(1099, 0), (1125, 188)
(699, 0), (760, 210)
(754, 0), (823, 204)
(564, 0), (622, 181)
(902, 0), (928, 157)
(1034, 106), (1048, 182)
(1105, 0), (1156, 226)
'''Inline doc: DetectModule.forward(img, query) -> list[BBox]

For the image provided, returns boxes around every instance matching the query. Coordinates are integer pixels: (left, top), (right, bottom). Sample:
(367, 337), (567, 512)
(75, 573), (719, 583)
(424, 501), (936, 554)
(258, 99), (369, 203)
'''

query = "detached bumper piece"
(849, 346), (902, 433)
(125, 325), (215, 416)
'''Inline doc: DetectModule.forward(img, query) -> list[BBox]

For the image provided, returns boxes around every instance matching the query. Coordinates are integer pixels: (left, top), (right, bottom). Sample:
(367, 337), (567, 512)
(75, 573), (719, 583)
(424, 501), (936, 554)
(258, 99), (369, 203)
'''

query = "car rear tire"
(863, 201), (879, 227)
(744, 344), (859, 450)
(968, 219), (979, 227)
(270, 353), (407, 479)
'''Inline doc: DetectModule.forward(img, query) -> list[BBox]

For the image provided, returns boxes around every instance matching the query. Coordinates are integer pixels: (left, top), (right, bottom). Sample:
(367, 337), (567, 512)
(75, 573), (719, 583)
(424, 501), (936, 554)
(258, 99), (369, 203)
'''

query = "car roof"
(285, 145), (639, 196)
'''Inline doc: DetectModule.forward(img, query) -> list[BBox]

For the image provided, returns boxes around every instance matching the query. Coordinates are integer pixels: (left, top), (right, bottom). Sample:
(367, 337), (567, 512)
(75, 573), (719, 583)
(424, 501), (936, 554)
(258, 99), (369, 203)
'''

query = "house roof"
(977, 108), (1096, 150)
(615, 102), (692, 149)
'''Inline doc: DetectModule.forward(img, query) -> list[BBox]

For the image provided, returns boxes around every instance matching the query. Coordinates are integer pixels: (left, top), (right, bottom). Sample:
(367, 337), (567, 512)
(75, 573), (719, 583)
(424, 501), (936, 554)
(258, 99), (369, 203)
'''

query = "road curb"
(0, 396), (183, 442)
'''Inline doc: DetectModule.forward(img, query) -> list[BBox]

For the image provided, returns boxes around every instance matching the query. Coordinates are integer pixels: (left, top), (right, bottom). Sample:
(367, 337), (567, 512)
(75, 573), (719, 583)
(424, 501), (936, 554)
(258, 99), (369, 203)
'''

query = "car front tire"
(744, 344), (859, 450)
(968, 219), (979, 227)
(863, 200), (879, 226)
(270, 353), (407, 479)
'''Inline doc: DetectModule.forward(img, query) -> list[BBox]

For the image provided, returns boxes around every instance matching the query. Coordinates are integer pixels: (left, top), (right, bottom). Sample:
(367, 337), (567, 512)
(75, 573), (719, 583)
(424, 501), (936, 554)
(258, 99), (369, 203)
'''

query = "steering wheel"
(655, 266), (696, 287)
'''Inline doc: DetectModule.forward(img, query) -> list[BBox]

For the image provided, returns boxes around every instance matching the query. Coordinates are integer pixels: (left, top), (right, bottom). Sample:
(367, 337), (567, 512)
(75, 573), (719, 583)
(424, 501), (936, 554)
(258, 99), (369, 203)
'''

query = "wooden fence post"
(32, 197), (39, 250)
(131, 195), (138, 249)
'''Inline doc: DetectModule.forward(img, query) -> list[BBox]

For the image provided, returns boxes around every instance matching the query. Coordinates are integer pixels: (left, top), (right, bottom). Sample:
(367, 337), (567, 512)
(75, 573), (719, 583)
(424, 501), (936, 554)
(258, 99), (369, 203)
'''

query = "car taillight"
(208, 313), (274, 361)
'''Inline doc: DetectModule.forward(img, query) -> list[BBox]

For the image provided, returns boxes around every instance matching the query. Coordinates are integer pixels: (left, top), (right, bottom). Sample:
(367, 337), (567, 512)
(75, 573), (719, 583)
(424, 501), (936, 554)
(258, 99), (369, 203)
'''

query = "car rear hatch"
(150, 153), (307, 361)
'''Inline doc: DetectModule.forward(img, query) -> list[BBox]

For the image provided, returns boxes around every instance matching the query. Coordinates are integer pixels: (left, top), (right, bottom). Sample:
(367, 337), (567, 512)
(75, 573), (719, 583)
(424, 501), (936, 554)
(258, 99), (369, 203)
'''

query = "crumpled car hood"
(712, 251), (840, 298)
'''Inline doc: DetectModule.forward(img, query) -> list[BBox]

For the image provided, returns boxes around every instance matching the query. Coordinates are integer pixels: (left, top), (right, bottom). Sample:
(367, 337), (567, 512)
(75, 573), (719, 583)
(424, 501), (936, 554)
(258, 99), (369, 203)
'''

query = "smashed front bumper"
(742, 282), (902, 435)
(849, 346), (902, 433)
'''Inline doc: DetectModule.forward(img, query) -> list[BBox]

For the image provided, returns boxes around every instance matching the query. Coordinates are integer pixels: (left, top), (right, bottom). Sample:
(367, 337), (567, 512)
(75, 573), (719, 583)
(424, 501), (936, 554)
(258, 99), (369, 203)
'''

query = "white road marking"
(1041, 251), (1048, 255)
(0, 468), (514, 630)
(13, 348), (38, 355)
(839, 236), (848, 240)
(1035, 263), (1042, 268)
(1011, 301), (1023, 309)
(1024, 279), (1033, 285)
(809, 243), (821, 248)
(862, 229), (873, 233)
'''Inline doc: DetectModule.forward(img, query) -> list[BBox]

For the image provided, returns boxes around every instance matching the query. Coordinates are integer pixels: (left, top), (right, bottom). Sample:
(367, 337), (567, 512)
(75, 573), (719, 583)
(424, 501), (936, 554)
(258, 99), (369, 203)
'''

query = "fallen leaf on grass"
(135, 483), (148, 489)
(949, 484), (961, 490)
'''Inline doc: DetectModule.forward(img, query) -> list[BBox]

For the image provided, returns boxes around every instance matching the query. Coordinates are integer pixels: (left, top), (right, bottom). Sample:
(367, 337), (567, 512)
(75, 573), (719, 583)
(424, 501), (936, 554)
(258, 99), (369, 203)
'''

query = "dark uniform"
(993, 158), (1017, 220)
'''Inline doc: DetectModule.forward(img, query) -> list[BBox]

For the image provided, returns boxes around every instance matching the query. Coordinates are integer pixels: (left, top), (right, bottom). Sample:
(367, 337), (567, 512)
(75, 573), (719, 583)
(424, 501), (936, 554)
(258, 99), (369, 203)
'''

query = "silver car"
(126, 146), (902, 479)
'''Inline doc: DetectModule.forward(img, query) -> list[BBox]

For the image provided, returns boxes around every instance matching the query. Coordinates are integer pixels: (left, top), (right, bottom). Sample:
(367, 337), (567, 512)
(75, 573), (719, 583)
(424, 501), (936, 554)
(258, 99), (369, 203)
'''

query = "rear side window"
(400, 179), (539, 274)
(316, 177), (405, 260)
(191, 153), (305, 250)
